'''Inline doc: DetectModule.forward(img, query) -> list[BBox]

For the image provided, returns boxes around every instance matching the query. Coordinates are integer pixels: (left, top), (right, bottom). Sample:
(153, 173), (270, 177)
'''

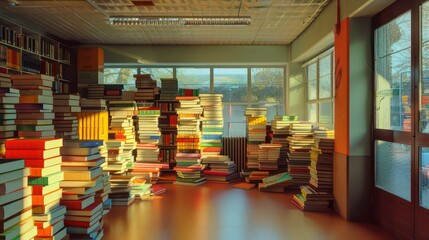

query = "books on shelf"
(53, 94), (80, 140)
(199, 94), (224, 158)
(11, 74), (55, 139)
(5, 138), (67, 239)
(157, 100), (179, 165)
(77, 109), (109, 142)
(0, 73), (18, 157)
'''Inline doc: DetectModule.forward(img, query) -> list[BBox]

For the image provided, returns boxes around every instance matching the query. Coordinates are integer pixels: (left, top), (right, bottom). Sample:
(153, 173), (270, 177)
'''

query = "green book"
(200, 142), (222, 147)
(28, 172), (64, 186)
(262, 172), (293, 188)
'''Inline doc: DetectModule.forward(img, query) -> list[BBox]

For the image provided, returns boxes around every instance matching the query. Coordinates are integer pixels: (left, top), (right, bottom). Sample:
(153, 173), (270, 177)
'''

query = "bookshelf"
(156, 100), (179, 165)
(0, 18), (76, 94)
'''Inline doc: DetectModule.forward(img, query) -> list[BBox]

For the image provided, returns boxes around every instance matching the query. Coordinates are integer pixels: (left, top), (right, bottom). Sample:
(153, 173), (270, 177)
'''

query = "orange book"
(32, 189), (62, 206)
(36, 219), (64, 237)
(25, 156), (62, 168)
(5, 139), (63, 150)
(30, 164), (62, 177)
(19, 95), (53, 104)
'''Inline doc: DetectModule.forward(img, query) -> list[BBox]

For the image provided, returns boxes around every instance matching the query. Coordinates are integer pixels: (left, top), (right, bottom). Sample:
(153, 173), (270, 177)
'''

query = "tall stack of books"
(202, 155), (239, 183)
(5, 139), (67, 240)
(11, 74), (55, 139)
(160, 78), (178, 100)
(286, 122), (314, 188)
(174, 94), (205, 186)
(59, 140), (105, 239)
(87, 85), (104, 99)
(0, 73), (18, 157)
(0, 158), (37, 240)
(199, 94), (224, 159)
(108, 101), (137, 169)
(134, 74), (158, 102)
(309, 129), (334, 192)
(53, 94), (81, 140)
(258, 143), (282, 171)
(258, 172), (293, 192)
(271, 115), (299, 172)
(245, 108), (267, 169)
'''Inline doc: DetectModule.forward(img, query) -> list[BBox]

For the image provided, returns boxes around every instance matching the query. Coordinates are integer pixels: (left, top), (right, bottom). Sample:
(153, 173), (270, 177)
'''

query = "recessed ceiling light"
(109, 16), (251, 26)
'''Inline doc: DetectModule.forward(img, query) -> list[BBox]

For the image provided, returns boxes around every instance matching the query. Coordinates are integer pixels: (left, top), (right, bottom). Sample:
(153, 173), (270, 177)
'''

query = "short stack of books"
(104, 85), (123, 101)
(11, 74), (55, 139)
(160, 78), (178, 100)
(271, 115), (299, 172)
(134, 74), (158, 102)
(87, 85), (104, 99)
(0, 73), (19, 157)
(174, 94), (205, 186)
(53, 94), (81, 140)
(5, 138), (67, 240)
(286, 122), (314, 188)
(258, 143), (282, 171)
(108, 175), (135, 206)
(59, 140), (105, 239)
(292, 185), (333, 211)
(258, 172), (293, 193)
(202, 155), (240, 183)
(0, 158), (37, 240)
(199, 94), (224, 158)
(129, 179), (152, 201)
(104, 140), (126, 174)
(245, 108), (267, 169)
(80, 98), (107, 112)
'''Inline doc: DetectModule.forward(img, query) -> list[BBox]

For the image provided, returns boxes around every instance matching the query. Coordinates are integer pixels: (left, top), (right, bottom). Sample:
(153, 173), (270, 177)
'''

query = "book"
(5, 139), (62, 150)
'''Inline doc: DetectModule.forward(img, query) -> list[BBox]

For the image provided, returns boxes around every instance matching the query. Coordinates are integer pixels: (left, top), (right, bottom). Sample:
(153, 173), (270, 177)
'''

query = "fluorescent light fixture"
(109, 16), (251, 26)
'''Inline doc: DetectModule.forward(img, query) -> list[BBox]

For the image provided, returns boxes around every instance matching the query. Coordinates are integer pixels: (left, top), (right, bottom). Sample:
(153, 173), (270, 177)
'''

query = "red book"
(5, 148), (60, 159)
(25, 156), (62, 168)
(5, 139), (63, 150)
(60, 196), (95, 210)
(203, 170), (229, 176)
(202, 147), (222, 152)
(175, 96), (198, 100)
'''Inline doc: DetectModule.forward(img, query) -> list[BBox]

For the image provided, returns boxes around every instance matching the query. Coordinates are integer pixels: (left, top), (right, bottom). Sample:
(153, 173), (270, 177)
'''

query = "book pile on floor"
(0, 73), (18, 157)
(53, 94), (81, 140)
(292, 185), (333, 211)
(134, 74), (158, 102)
(258, 143), (282, 171)
(109, 175), (135, 205)
(5, 139), (67, 240)
(286, 122), (314, 188)
(202, 155), (240, 183)
(108, 101), (137, 169)
(245, 171), (269, 184)
(271, 115), (299, 172)
(174, 94), (205, 186)
(87, 85), (104, 99)
(11, 74), (55, 139)
(245, 108), (267, 169)
(199, 94), (224, 159)
(258, 172), (293, 192)
(160, 78), (178, 100)
(0, 158), (37, 239)
(59, 140), (105, 239)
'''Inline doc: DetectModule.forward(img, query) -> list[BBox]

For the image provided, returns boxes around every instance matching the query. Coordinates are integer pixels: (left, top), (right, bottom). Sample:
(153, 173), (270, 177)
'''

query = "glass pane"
(319, 74), (332, 99)
(214, 68), (247, 102)
(319, 102), (333, 129)
(250, 68), (284, 103)
(251, 103), (285, 123)
(375, 140), (411, 201)
(307, 63), (317, 101)
(420, 147), (429, 209)
(104, 68), (138, 90)
(307, 103), (317, 122)
(177, 68), (210, 94)
(222, 104), (247, 137)
(141, 68), (173, 86)
(420, 2), (429, 133)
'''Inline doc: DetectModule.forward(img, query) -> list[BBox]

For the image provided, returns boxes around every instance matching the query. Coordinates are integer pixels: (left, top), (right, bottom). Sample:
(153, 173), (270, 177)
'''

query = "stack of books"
(53, 94), (81, 140)
(11, 74), (55, 139)
(258, 172), (293, 193)
(104, 85), (123, 101)
(108, 175), (135, 206)
(160, 78), (178, 100)
(286, 122), (314, 188)
(134, 74), (158, 102)
(104, 140), (126, 174)
(129, 179), (152, 201)
(245, 108), (267, 169)
(80, 98), (107, 112)
(87, 85), (104, 99)
(59, 140), (105, 239)
(199, 94), (224, 158)
(174, 94), (205, 186)
(271, 115), (299, 172)
(108, 101), (137, 169)
(309, 129), (334, 192)
(245, 171), (269, 184)
(202, 155), (240, 183)
(0, 158), (37, 239)
(5, 138), (67, 240)
(292, 185), (333, 211)
(258, 143), (282, 171)
(0, 73), (18, 157)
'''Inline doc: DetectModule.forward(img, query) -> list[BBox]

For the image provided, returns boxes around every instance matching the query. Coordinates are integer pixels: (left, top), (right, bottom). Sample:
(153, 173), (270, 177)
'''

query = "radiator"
(221, 137), (247, 172)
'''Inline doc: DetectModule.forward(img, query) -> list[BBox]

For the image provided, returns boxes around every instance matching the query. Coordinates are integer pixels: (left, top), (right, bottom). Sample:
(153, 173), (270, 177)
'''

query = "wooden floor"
(103, 183), (392, 240)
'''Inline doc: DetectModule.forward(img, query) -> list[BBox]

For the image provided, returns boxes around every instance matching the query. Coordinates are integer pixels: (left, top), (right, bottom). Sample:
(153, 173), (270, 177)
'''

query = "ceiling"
(0, 0), (332, 45)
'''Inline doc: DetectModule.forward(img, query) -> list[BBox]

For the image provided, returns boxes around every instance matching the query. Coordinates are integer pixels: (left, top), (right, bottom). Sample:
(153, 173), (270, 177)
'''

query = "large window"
(305, 50), (334, 129)
(104, 66), (285, 137)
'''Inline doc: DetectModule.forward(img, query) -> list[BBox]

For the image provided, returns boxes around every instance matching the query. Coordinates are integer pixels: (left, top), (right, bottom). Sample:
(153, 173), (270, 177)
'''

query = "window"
(305, 50), (334, 129)
(104, 65), (286, 137)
